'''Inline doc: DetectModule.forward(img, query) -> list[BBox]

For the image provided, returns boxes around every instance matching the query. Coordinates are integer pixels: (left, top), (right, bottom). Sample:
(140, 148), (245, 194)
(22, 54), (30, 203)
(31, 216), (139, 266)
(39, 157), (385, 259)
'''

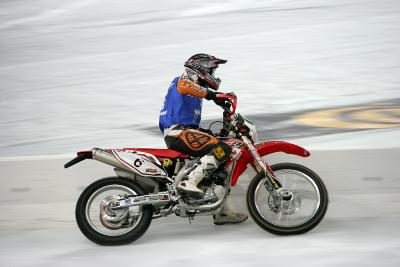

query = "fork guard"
(230, 141), (310, 186)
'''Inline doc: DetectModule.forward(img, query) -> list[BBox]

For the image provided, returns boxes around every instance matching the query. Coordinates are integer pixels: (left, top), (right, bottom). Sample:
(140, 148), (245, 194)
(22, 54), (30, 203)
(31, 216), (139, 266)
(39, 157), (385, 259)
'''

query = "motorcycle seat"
(122, 148), (190, 159)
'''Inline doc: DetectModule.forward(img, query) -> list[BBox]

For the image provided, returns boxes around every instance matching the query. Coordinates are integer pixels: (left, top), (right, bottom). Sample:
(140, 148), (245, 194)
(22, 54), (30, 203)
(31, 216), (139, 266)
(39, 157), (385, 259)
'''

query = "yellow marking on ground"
(389, 109), (400, 116)
(351, 108), (400, 124)
(294, 106), (400, 129)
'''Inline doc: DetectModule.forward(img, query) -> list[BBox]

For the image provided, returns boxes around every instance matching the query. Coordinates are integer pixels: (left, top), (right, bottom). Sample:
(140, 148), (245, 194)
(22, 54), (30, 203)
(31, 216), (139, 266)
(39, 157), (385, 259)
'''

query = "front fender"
(230, 141), (310, 186)
(255, 141), (310, 158)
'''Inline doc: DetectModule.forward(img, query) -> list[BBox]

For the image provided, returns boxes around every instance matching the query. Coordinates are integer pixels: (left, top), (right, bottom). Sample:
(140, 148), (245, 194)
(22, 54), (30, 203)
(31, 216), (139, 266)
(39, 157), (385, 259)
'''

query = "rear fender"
(64, 151), (92, 168)
(230, 141), (310, 186)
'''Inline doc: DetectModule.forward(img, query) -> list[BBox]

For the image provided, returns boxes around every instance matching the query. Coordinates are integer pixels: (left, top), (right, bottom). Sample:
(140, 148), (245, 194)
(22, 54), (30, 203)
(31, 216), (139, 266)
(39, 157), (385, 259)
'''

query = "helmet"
(184, 53), (227, 90)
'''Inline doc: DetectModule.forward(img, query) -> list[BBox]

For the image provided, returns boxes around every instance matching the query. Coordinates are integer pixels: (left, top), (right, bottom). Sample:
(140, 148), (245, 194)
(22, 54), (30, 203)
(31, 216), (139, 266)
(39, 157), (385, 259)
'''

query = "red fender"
(230, 141), (310, 186)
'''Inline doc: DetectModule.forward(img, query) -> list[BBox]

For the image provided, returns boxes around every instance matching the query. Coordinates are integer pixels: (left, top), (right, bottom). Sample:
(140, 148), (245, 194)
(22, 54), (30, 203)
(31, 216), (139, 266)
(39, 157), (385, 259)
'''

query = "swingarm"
(114, 191), (173, 209)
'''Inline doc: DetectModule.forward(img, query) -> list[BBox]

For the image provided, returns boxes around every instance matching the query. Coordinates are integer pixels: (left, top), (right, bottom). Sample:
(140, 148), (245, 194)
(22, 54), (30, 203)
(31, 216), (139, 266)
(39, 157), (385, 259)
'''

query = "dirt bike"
(65, 93), (328, 245)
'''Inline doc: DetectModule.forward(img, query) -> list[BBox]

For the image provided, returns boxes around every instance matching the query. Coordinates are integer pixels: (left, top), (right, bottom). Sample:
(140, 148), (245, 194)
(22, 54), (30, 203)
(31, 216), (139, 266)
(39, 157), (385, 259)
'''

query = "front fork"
(241, 136), (293, 202)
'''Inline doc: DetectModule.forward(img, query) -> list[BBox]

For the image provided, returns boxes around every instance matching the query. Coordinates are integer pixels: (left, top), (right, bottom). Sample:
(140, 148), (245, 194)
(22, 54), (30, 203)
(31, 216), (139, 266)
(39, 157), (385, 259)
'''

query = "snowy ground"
(1, 0), (400, 266)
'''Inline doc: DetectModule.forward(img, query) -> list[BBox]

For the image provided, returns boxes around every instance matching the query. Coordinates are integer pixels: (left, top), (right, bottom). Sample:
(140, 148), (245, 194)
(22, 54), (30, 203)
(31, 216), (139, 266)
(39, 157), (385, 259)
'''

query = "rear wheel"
(247, 163), (328, 235)
(76, 177), (153, 245)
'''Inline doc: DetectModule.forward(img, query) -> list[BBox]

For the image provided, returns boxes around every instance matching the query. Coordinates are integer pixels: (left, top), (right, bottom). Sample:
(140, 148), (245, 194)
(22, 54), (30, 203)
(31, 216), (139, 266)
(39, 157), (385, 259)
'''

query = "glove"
(214, 97), (228, 107)
(205, 89), (218, 101)
(205, 90), (229, 107)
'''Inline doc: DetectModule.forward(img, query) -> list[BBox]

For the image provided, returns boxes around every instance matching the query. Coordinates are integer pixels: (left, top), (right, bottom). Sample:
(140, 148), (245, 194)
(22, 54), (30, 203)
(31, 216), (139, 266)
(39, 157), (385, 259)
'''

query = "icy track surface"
(1, 146), (400, 267)
(1, 0), (400, 156)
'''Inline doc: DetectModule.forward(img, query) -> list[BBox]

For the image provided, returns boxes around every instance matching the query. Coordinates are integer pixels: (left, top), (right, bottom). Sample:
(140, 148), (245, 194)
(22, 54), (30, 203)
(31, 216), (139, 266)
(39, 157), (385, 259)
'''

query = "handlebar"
(215, 93), (237, 120)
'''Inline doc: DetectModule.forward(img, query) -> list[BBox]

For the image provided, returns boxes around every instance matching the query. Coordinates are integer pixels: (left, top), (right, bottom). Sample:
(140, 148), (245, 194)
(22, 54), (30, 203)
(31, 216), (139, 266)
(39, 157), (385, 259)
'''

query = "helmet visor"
(214, 58), (227, 64)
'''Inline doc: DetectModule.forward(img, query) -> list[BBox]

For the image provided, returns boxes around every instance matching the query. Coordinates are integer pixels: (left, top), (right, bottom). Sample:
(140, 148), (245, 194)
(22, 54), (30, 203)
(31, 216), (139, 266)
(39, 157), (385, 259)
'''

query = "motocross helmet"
(184, 53), (227, 90)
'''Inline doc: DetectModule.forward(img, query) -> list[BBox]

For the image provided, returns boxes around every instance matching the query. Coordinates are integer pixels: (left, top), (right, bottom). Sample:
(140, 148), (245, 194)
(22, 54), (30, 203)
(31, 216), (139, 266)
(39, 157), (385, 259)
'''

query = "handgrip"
(216, 93), (237, 120)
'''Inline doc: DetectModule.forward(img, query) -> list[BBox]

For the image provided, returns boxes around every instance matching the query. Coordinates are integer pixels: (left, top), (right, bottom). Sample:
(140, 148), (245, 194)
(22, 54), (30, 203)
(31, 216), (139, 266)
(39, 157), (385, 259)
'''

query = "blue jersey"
(159, 77), (203, 133)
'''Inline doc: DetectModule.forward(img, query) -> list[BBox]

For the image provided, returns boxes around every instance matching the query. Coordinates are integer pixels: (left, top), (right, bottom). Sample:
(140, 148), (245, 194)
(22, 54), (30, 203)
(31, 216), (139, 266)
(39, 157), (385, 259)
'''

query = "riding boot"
(177, 155), (219, 199)
(213, 201), (248, 225)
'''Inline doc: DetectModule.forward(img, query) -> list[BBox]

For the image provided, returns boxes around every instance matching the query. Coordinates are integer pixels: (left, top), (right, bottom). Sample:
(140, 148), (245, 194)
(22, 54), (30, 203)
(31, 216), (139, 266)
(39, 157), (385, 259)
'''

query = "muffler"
(92, 148), (134, 173)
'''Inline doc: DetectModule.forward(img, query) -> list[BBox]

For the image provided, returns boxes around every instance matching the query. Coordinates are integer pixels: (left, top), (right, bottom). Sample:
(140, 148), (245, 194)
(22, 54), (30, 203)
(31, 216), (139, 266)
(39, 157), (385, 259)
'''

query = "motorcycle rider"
(159, 53), (248, 225)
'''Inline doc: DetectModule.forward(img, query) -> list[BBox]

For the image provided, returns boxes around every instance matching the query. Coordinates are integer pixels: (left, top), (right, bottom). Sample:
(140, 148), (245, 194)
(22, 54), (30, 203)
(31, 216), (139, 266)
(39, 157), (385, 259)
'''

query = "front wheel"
(247, 163), (328, 235)
(76, 177), (153, 245)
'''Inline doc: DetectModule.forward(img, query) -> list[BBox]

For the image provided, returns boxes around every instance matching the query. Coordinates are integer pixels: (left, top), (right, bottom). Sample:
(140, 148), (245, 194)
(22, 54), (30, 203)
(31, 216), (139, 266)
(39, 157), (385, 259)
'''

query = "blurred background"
(0, 0), (399, 266)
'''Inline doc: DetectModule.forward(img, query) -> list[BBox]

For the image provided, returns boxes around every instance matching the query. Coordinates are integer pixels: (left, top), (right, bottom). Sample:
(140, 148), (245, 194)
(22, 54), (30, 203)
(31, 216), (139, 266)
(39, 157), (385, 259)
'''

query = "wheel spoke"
(253, 168), (321, 228)
(85, 185), (143, 237)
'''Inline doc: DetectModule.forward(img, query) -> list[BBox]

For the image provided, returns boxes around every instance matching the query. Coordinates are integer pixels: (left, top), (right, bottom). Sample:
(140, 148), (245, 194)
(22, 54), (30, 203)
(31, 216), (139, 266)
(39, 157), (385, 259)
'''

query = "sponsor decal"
(163, 158), (172, 167)
(213, 146), (225, 159)
(134, 159), (142, 167)
(133, 195), (169, 203)
(194, 109), (201, 119)
(146, 168), (158, 174)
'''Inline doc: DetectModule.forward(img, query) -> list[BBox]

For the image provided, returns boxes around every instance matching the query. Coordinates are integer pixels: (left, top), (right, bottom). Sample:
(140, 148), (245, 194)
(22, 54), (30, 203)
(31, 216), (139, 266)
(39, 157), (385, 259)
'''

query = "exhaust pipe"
(92, 148), (134, 173)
